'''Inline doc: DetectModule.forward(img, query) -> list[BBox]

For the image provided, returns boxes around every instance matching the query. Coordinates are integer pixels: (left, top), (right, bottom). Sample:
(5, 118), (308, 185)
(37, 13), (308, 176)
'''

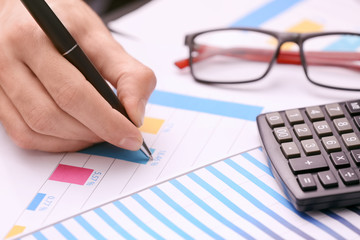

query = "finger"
(79, 32), (157, 127)
(0, 54), (101, 143)
(0, 86), (92, 152)
(21, 37), (143, 151)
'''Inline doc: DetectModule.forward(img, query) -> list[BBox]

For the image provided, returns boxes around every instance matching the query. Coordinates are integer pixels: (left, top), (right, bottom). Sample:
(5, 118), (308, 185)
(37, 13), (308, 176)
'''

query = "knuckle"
(6, 19), (39, 44)
(4, 21), (49, 57)
(8, 126), (36, 150)
(26, 105), (56, 134)
(143, 67), (157, 88)
(54, 81), (83, 111)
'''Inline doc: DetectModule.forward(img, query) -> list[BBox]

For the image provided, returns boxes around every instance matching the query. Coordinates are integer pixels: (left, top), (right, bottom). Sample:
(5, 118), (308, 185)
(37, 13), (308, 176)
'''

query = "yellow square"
(139, 117), (165, 134)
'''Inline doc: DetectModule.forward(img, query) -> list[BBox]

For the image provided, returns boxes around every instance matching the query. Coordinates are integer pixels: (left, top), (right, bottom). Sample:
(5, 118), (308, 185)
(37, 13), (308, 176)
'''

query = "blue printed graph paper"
(20, 148), (360, 239)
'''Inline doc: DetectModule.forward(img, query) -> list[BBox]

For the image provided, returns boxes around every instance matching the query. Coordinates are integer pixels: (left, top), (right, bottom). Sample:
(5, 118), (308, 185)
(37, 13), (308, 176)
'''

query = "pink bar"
(49, 164), (93, 185)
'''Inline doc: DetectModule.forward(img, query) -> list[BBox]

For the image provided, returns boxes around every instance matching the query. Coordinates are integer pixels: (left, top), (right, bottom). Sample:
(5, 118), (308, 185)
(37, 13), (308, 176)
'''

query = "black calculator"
(257, 99), (360, 211)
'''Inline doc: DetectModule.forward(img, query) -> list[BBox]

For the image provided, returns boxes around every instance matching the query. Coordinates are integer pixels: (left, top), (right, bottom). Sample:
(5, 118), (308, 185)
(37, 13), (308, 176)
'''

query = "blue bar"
(131, 194), (193, 239)
(79, 143), (150, 164)
(149, 90), (263, 121)
(54, 223), (77, 240)
(231, 0), (303, 27)
(112, 201), (165, 240)
(204, 166), (314, 239)
(150, 186), (224, 240)
(32, 231), (47, 240)
(93, 208), (135, 240)
(183, 174), (279, 239)
(74, 215), (106, 240)
(225, 157), (344, 239)
(27, 193), (46, 211)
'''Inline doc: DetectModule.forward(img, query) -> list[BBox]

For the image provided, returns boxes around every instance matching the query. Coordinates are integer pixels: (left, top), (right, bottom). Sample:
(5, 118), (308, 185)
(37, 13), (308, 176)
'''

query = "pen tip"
(140, 142), (153, 161)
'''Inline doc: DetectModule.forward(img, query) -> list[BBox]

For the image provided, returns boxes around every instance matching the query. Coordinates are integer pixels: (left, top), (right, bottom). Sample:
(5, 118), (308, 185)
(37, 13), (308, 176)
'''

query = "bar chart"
(5, 90), (262, 239)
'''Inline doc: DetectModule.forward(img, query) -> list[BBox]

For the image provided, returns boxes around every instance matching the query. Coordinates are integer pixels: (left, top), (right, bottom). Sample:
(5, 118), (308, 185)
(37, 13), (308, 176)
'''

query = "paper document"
(18, 148), (360, 240)
(3, 90), (262, 239)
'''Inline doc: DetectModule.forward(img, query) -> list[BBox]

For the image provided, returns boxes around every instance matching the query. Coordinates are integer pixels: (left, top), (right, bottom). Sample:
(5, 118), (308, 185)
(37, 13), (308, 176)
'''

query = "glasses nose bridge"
(277, 32), (301, 46)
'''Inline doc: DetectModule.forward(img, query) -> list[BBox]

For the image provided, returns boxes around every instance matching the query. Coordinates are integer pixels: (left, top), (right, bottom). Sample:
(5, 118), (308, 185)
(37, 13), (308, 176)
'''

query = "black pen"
(20, 0), (153, 160)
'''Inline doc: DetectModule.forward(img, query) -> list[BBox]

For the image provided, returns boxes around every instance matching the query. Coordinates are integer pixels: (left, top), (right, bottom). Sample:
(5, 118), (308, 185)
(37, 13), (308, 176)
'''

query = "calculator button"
(285, 109), (304, 125)
(321, 136), (341, 153)
(294, 123), (312, 140)
(346, 100), (360, 115)
(297, 173), (317, 191)
(301, 139), (320, 156)
(306, 106), (325, 121)
(330, 152), (350, 168)
(350, 149), (360, 165)
(325, 103), (344, 119)
(281, 142), (300, 158)
(266, 112), (284, 128)
(313, 120), (332, 137)
(273, 127), (292, 143)
(339, 168), (359, 185)
(333, 118), (353, 134)
(318, 171), (338, 188)
(354, 116), (360, 130)
(289, 155), (328, 174)
(341, 132), (360, 150)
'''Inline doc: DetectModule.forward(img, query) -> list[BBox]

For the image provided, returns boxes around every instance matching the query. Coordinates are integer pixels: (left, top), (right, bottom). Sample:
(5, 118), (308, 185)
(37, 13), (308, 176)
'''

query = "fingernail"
(137, 99), (146, 127)
(119, 137), (142, 150)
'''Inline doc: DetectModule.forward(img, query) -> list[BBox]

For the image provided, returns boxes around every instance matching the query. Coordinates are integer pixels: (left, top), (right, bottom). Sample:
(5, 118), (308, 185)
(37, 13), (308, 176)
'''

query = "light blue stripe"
(324, 35), (360, 51)
(54, 223), (76, 240)
(231, 0), (303, 27)
(149, 90), (263, 121)
(172, 177), (271, 239)
(321, 210), (360, 235)
(205, 166), (314, 239)
(225, 158), (294, 208)
(151, 186), (224, 240)
(112, 201), (165, 240)
(225, 158), (345, 239)
(241, 152), (273, 176)
(27, 193), (46, 211)
(93, 208), (135, 240)
(74, 215), (106, 240)
(32, 231), (47, 240)
(131, 194), (193, 239)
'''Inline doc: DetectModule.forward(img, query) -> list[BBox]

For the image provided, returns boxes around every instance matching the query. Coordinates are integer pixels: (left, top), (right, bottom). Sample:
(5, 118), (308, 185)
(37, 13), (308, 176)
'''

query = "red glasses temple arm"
(175, 45), (360, 71)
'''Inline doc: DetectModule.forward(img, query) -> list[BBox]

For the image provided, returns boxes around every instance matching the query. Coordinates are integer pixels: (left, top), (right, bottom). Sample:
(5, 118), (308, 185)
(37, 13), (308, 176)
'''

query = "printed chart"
(19, 148), (360, 240)
(5, 90), (262, 239)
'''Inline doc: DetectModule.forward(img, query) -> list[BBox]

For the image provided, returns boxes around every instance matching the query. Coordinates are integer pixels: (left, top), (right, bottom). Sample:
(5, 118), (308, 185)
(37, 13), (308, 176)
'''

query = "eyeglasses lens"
(303, 34), (360, 90)
(190, 30), (278, 83)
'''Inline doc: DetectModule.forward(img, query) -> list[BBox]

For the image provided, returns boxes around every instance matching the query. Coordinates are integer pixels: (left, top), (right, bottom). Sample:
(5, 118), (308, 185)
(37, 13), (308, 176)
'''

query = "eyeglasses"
(175, 28), (360, 91)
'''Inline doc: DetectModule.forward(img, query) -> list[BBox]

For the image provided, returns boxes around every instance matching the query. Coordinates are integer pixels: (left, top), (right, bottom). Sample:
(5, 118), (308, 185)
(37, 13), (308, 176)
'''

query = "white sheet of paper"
(18, 148), (360, 240)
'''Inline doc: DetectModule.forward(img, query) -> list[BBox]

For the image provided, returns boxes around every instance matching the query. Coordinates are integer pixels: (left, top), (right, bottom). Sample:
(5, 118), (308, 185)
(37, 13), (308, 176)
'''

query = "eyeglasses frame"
(184, 27), (360, 91)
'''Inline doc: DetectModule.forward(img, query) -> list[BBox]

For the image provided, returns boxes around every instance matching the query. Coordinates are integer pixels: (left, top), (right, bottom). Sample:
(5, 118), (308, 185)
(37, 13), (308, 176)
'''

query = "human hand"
(0, 0), (156, 152)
